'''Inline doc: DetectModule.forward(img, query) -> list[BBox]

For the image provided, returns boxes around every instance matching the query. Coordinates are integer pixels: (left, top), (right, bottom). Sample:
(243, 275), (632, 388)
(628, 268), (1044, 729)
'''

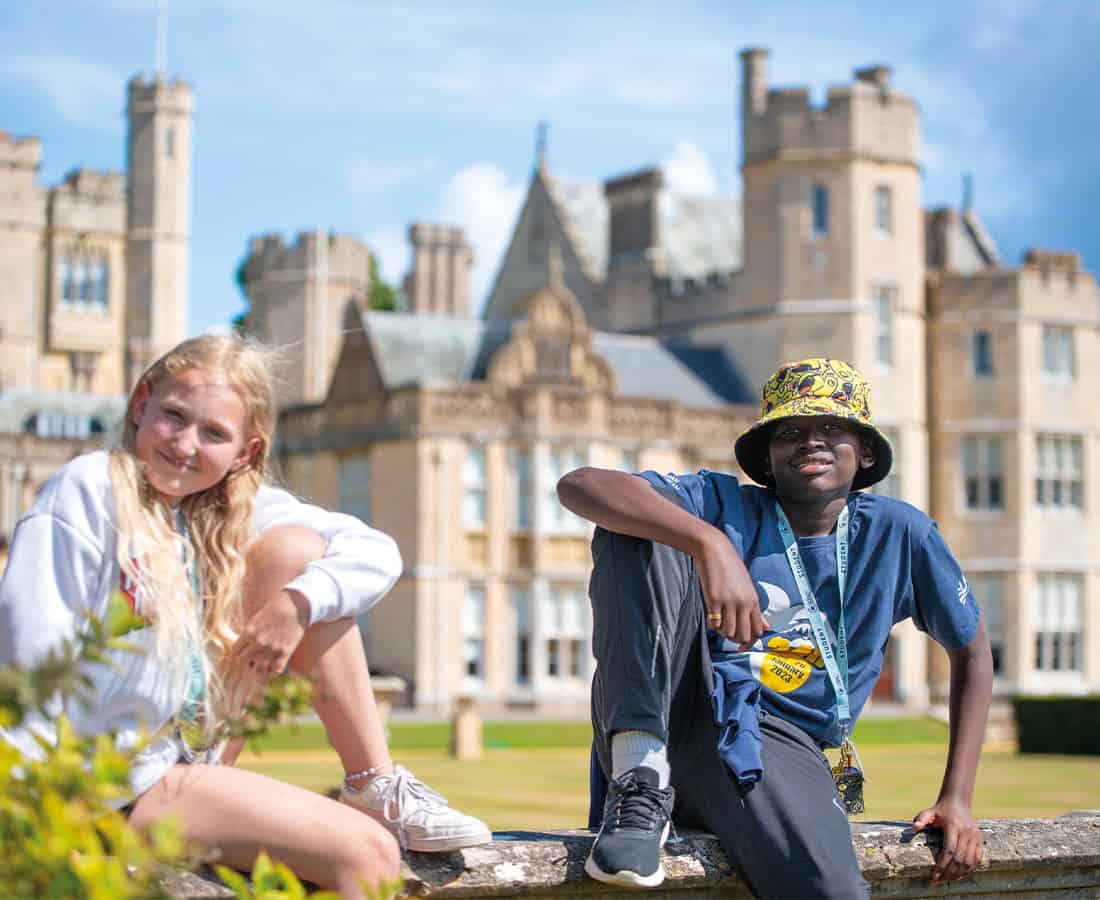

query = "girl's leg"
(236, 525), (491, 852)
(128, 763), (400, 900)
(239, 526), (390, 777)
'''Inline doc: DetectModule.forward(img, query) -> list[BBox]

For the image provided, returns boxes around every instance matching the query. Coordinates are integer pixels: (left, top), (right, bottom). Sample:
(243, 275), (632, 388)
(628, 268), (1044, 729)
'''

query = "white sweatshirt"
(0, 450), (402, 800)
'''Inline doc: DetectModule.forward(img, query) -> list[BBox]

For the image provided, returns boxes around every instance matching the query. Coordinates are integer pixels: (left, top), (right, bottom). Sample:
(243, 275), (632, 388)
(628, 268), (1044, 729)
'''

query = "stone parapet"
(243, 230), (373, 287)
(0, 129), (42, 169)
(164, 814), (1100, 898)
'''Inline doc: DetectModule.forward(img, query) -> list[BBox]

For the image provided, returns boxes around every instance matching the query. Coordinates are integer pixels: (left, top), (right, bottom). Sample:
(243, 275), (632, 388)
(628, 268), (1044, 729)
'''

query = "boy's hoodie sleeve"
(251, 486), (403, 625)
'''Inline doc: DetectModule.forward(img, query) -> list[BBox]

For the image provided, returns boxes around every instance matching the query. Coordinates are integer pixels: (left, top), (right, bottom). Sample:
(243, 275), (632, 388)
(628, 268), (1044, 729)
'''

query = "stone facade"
(270, 48), (1100, 715)
(0, 75), (192, 398)
(0, 74), (192, 538)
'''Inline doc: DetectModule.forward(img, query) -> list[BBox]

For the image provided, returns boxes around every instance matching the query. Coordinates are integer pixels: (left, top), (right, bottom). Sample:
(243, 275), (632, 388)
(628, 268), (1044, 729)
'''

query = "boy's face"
(765, 416), (874, 501)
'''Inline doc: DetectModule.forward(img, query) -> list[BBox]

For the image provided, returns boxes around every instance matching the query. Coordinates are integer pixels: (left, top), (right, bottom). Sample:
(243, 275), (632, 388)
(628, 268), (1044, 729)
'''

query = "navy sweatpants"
(587, 526), (871, 899)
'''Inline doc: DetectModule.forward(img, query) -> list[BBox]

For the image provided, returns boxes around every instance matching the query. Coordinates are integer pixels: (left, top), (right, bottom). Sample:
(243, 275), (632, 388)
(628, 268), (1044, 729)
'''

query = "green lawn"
(238, 718), (1100, 831)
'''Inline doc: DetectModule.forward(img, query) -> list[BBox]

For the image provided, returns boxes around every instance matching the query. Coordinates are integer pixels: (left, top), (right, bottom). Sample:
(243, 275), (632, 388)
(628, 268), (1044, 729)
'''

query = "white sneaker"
(341, 764), (492, 852)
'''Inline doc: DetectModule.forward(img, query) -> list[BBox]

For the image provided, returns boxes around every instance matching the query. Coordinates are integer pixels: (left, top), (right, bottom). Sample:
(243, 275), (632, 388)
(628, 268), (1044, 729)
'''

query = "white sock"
(611, 730), (670, 788)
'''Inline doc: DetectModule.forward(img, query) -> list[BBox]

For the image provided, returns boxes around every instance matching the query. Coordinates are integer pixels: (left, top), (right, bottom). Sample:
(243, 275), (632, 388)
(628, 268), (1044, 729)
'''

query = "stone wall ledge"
(165, 813), (1100, 899)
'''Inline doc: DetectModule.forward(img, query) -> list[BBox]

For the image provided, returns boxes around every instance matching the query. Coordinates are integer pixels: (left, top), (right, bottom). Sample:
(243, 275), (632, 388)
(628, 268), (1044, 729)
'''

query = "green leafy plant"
(0, 593), (401, 899)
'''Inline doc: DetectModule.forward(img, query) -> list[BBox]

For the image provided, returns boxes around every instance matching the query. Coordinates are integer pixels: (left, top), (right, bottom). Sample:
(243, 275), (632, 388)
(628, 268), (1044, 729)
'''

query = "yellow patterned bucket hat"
(734, 358), (893, 490)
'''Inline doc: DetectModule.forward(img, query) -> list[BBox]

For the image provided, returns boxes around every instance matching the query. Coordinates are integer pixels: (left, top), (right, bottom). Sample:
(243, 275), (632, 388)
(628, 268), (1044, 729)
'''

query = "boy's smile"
(766, 417), (874, 501)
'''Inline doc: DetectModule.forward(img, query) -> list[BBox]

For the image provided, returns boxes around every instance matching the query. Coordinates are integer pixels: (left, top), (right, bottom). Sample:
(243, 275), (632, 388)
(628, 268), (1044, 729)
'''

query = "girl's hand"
(695, 528), (767, 649)
(231, 589), (310, 681)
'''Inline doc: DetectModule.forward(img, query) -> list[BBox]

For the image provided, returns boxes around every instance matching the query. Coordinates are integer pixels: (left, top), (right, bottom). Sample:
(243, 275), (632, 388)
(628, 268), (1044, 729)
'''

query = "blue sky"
(3, 1), (1098, 335)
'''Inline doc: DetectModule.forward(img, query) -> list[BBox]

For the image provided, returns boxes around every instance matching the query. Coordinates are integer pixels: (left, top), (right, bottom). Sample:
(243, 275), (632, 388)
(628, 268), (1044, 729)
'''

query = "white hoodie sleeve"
(250, 486), (402, 625)
(0, 456), (109, 669)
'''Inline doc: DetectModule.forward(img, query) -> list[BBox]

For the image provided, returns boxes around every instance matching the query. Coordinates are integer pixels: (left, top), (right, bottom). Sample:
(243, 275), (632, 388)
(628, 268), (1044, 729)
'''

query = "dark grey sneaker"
(585, 766), (675, 888)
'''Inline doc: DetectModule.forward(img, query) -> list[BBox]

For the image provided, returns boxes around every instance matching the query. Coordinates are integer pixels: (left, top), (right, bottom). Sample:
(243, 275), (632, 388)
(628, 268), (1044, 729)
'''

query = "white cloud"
(364, 162), (525, 312)
(345, 157), (437, 197)
(661, 140), (720, 196)
(0, 55), (123, 133)
(438, 163), (526, 311)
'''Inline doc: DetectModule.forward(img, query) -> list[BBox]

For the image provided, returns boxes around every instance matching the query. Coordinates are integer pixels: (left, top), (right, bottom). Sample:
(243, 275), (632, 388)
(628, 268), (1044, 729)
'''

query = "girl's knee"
(246, 525), (326, 584)
(341, 819), (401, 885)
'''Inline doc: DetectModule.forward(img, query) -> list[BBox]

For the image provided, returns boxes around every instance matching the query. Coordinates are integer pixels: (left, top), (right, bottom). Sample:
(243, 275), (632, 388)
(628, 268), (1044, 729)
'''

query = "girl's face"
(132, 368), (260, 503)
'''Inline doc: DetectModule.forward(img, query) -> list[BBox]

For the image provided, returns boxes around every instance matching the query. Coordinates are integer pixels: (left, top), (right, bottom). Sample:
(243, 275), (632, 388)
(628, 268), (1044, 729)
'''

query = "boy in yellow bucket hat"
(558, 357), (993, 897)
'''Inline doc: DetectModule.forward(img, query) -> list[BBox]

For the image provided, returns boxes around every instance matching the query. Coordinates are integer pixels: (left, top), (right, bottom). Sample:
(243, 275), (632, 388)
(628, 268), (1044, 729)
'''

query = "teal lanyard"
(774, 501), (851, 734)
(175, 514), (205, 723)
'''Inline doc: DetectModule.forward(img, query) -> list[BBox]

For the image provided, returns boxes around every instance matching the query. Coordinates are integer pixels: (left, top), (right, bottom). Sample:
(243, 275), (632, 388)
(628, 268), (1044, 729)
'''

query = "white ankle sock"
(611, 730), (669, 788)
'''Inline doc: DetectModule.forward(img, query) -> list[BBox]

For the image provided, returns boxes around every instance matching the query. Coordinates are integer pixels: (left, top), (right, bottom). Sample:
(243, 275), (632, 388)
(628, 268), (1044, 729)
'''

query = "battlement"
(243, 230), (373, 285)
(740, 48), (919, 168)
(409, 222), (470, 250)
(127, 74), (193, 115)
(1024, 248), (1082, 275)
(0, 130), (42, 170)
(54, 167), (125, 198)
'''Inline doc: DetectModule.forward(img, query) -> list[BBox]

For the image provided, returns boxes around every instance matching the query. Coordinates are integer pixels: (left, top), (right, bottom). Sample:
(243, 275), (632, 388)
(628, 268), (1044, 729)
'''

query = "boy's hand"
(695, 528), (767, 649)
(912, 797), (984, 883)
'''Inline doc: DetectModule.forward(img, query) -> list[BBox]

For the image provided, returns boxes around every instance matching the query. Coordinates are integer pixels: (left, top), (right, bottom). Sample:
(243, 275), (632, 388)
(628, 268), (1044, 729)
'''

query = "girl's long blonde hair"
(109, 334), (278, 730)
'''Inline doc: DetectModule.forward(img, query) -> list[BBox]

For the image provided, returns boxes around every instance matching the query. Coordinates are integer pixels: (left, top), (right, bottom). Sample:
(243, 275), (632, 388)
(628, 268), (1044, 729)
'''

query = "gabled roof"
(926, 207), (1001, 274)
(357, 310), (746, 408)
(547, 173), (742, 282)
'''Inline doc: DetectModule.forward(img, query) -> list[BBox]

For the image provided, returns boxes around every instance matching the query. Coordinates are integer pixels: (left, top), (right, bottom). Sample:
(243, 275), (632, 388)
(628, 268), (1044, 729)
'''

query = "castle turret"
(125, 75), (193, 387)
(0, 131), (45, 390)
(405, 224), (473, 317)
(601, 167), (663, 331)
(241, 231), (373, 405)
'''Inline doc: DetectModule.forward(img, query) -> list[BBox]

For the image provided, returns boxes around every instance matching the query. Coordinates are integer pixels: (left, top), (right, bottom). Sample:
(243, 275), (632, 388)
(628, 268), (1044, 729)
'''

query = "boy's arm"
(911, 621), (993, 883)
(557, 467), (766, 647)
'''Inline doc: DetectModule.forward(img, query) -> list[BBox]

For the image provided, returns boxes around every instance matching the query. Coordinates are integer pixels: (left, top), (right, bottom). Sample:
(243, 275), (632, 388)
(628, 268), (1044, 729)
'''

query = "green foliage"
(216, 853), (401, 900)
(1013, 695), (1100, 755)
(0, 593), (392, 898)
(368, 252), (399, 312)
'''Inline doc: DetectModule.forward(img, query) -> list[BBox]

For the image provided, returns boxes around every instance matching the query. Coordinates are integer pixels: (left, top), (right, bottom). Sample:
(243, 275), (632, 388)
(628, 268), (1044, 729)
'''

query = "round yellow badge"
(753, 653), (813, 693)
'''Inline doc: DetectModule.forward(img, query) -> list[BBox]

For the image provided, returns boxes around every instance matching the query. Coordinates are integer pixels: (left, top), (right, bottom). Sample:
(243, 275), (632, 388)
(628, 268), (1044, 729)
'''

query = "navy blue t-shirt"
(639, 470), (982, 747)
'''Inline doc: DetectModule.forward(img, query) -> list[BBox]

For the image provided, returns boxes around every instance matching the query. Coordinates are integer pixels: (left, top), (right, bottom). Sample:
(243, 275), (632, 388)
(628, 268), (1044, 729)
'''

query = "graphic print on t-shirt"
(747, 581), (828, 694)
(117, 561), (152, 630)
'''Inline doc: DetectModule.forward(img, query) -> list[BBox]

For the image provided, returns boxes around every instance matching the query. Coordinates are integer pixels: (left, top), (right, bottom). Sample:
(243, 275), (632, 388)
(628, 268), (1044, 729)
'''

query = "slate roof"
(927, 207), (1001, 274)
(546, 176), (742, 282)
(361, 311), (748, 408)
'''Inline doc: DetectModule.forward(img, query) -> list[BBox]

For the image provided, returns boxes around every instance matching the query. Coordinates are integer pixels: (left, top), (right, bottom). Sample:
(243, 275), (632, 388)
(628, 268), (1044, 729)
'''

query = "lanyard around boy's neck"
(774, 500), (851, 736)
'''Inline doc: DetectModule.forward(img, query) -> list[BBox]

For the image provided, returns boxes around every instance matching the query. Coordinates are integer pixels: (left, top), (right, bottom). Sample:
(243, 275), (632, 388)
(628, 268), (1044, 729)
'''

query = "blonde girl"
(0, 335), (490, 900)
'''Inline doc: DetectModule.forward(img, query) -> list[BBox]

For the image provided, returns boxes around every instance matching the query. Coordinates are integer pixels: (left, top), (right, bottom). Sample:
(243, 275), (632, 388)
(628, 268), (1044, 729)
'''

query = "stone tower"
(0, 132), (44, 391)
(241, 232), (373, 406)
(125, 75), (193, 388)
(733, 48), (927, 498)
(405, 224), (474, 317)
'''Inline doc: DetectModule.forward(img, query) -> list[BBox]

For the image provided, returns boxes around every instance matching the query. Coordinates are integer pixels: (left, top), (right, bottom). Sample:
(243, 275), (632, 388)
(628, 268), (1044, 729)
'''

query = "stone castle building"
(3, 50), (1097, 719)
(0, 75), (192, 533)
(265, 48), (1099, 716)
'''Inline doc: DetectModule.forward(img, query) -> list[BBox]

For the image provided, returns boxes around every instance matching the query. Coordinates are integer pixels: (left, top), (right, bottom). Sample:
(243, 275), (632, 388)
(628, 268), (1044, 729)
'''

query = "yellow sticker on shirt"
(757, 654), (814, 692)
(748, 635), (826, 693)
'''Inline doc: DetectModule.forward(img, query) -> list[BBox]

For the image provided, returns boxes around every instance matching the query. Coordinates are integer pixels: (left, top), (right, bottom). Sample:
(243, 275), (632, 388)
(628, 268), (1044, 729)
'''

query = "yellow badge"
(754, 653), (813, 692)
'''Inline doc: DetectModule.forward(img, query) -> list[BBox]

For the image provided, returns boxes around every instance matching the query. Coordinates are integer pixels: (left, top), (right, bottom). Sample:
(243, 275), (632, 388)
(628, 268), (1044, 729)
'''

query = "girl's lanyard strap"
(174, 515), (206, 727)
(773, 501), (851, 735)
